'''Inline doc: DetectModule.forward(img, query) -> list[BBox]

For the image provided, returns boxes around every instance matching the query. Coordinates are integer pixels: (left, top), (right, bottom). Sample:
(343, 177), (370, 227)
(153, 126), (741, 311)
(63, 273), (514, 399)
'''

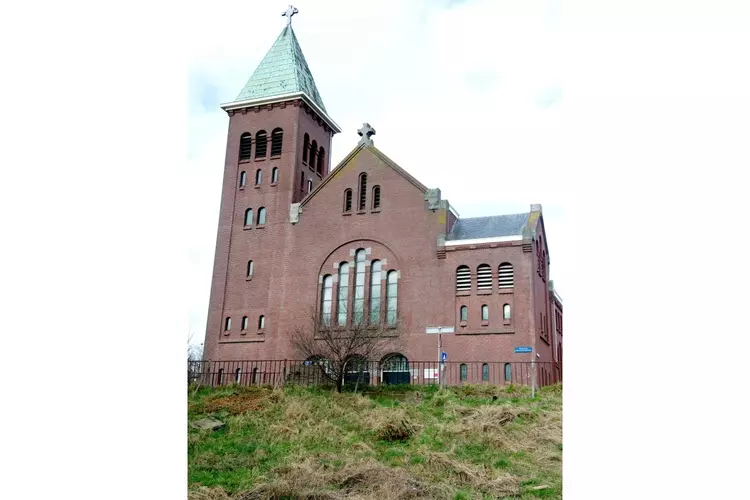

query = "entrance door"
(382, 354), (410, 385)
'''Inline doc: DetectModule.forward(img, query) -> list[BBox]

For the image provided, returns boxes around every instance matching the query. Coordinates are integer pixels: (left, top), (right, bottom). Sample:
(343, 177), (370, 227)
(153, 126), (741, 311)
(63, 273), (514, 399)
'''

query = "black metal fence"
(188, 359), (561, 389)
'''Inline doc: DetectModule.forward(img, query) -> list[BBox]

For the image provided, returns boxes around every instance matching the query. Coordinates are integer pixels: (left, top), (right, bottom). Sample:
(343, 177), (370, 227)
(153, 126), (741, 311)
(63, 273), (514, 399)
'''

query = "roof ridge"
(458, 212), (529, 221)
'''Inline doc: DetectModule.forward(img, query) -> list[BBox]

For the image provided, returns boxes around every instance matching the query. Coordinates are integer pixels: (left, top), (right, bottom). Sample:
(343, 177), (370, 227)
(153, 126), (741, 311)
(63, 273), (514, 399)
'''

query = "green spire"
(231, 25), (327, 112)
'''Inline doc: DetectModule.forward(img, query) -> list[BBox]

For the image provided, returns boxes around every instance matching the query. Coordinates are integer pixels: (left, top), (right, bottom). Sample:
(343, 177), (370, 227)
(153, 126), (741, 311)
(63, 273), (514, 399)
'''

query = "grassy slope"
(188, 383), (562, 500)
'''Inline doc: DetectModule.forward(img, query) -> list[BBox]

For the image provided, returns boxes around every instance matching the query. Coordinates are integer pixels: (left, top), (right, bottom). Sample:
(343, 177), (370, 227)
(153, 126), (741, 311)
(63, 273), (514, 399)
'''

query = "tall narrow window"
(482, 363), (489, 382)
(386, 270), (398, 326)
(542, 250), (547, 280)
(310, 140), (318, 167)
(353, 249), (366, 324)
(255, 130), (267, 158)
(317, 147), (325, 175)
(239, 171), (247, 187)
(503, 304), (511, 319)
(217, 368), (224, 385)
(343, 189), (352, 212)
(320, 275), (333, 326)
(257, 207), (266, 225)
(241, 316), (248, 330)
(270, 128), (283, 156)
(255, 168), (262, 185)
(369, 260), (381, 325)
(498, 263), (514, 288)
(372, 185), (381, 209)
(303, 133), (310, 163)
(460, 305), (468, 322)
(271, 167), (278, 184)
(337, 262), (349, 326)
(258, 315), (265, 329)
(235, 368), (242, 383)
(300, 172), (305, 191)
(504, 363), (512, 382)
(224, 317), (231, 331)
(477, 264), (492, 290)
(307, 179), (312, 194)
(358, 173), (367, 211)
(252, 367), (258, 384)
(246, 260), (254, 277)
(460, 364), (467, 381)
(481, 305), (489, 321)
(239, 133), (252, 161)
(456, 265), (471, 292)
(244, 208), (253, 226)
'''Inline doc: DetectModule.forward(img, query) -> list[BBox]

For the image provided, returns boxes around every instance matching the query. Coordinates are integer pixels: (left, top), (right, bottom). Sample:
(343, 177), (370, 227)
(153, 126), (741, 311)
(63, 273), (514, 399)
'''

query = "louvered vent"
(456, 266), (471, 292)
(477, 264), (492, 290)
(239, 133), (252, 160)
(498, 263), (514, 288)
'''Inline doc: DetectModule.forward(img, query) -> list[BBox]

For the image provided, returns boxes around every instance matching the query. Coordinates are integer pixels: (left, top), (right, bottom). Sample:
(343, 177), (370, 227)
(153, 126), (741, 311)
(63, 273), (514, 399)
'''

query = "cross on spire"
(282, 5), (298, 26)
(358, 123), (376, 146)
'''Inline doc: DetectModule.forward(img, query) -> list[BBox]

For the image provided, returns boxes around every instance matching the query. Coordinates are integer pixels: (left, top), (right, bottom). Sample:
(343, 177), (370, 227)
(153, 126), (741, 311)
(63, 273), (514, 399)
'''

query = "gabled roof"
(446, 213), (530, 241)
(223, 25), (327, 113)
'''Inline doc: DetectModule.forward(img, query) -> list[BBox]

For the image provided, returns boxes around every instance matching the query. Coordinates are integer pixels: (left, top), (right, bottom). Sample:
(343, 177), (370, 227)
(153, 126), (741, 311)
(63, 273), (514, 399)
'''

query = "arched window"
(244, 208), (253, 226)
(224, 317), (231, 331)
(270, 128), (283, 156)
(271, 167), (279, 184)
(354, 249), (366, 324)
(482, 363), (489, 382)
(337, 262), (349, 326)
(303, 133), (310, 163)
(504, 363), (512, 382)
(386, 270), (398, 326)
(503, 303), (511, 319)
(317, 146), (325, 175)
(460, 364), (467, 381)
(235, 368), (242, 383)
(300, 171), (305, 191)
(358, 173), (367, 211)
(372, 185), (381, 209)
(343, 189), (352, 212)
(477, 264), (492, 290)
(498, 263), (514, 288)
(307, 179), (312, 194)
(542, 250), (547, 280)
(382, 354), (409, 385)
(257, 207), (266, 225)
(246, 260), (254, 278)
(369, 260), (381, 325)
(255, 168), (262, 185)
(239, 133), (252, 161)
(310, 140), (318, 167)
(255, 130), (267, 158)
(460, 305), (468, 322)
(320, 275), (333, 326)
(258, 315), (265, 329)
(241, 316), (248, 330)
(239, 171), (247, 187)
(481, 305), (489, 321)
(456, 265), (471, 292)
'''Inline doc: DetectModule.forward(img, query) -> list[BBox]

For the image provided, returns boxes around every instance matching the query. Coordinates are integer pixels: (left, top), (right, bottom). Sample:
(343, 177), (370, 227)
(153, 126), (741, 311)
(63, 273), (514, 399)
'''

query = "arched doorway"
(343, 355), (370, 387)
(381, 353), (410, 385)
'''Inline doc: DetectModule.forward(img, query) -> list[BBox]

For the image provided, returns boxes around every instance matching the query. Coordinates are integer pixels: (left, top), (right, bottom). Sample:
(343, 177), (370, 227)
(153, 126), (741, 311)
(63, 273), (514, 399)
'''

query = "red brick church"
(202, 9), (563, 387)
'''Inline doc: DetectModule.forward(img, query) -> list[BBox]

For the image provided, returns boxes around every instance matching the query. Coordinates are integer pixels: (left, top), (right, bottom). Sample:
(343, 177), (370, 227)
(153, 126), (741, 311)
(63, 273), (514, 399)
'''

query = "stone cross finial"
(357, 123), (376, 146)
(282, 5), (298, 26)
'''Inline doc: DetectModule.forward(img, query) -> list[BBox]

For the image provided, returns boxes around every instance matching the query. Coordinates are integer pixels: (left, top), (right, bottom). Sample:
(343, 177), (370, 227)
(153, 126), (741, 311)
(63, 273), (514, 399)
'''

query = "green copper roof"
(231, 25), (327, 112)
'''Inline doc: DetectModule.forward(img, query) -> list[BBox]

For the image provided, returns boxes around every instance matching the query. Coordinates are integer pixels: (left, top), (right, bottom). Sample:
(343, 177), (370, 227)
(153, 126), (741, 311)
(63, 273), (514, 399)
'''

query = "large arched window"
(271, 167), (279, 184)
(386, 270), (398, 326)
(310, 140), (318, 167)
(320, 275), (333, 326)
(498, 263), (514, 288)
(460, 305), (468, 322)
(343, 189), (353, 213)
(255, 130), (267, 158)
(372, 185), (381, 209)
(477, 264), (492, 290)
(239, 133), (252, 161)
(358, 173), (367, 211)
(353, 249), (366, 324)
(270, 128), (283, 156)
(369, 260), (381, 325)
(456, 265), (471, 292)
(255, 168), (262, 185)
(257, 207), (266, 225)
(317, 146), (325, 175)
(303, 133), (310, 163)
(381, 353), (409, 385)
(244, 208), (253, 226)
(337, 262), (349, 326)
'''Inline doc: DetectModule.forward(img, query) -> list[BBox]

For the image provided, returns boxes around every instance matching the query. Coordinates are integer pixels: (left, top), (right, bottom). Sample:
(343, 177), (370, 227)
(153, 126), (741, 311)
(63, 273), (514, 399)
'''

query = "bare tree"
(187, 331), (204, 386)
(289, 306), (404, 393)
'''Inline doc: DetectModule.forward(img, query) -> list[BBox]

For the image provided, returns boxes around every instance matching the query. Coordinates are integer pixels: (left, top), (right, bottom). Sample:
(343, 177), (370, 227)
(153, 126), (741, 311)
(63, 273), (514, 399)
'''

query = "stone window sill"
(342, 211), (352, 216)
(240, 330), (247, 335)
(256, 224), (265, 229)
(270, 155), (281, 160)
(459, 320), (467, 327)
(238, 159), (252, 164)
(357, 210), (366, 215)
(254, 157), (265, 162)
(254, 185), (260, 189)
(503, 319), (511, 325)
(477, 289), (492, 295)
(270, 182), (277, 187)
(243, 225), (252, 230)
(481, 320), (489, 326)
(371, 208), (381, 213)
(456, 290), (471, 297)
(258, 329), (265, 335)
(498, 288), (514, 294)
(223, 331), (230, 336)
(245, 276), (253, 281)
(239, 186), (245, 191)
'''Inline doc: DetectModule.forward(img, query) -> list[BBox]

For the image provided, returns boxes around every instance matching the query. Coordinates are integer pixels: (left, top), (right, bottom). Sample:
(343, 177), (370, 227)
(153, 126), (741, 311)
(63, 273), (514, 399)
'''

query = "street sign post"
(426, 326), (454, 389)
(441, 352), (447, 363)
(513, 346), (535, 397)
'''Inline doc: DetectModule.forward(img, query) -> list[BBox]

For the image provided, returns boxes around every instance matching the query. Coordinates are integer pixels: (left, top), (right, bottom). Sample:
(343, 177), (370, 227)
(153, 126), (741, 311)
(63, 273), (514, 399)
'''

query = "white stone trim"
(444, 235), (522, 246)
(365, 247), (372, 255)
(349, 248), (356, 257)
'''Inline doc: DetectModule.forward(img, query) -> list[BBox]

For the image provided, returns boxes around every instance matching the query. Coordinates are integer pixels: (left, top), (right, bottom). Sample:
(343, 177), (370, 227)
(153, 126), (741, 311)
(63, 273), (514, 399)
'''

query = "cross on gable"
(282, 5), (298, 26)
(357, 123), (376, 146)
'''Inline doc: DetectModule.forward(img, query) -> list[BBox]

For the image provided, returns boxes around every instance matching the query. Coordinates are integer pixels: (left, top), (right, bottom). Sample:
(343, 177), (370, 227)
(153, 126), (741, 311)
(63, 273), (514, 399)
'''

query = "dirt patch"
(203, 393), (267, 415)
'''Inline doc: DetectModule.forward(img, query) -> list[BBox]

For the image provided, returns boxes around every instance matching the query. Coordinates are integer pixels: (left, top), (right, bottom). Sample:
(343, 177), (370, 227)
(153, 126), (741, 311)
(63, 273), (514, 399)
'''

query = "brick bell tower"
(203, 5), (340, 361)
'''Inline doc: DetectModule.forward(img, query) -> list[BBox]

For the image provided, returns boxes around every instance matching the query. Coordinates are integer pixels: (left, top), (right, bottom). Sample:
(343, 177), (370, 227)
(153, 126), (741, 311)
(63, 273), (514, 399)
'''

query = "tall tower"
(203, 7), (340, 361)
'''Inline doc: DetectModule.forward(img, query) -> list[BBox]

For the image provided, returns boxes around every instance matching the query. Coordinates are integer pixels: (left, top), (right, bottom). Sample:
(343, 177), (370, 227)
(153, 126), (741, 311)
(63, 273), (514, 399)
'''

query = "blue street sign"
(441, 352), (447, 363)
(514, 347), (533, 353)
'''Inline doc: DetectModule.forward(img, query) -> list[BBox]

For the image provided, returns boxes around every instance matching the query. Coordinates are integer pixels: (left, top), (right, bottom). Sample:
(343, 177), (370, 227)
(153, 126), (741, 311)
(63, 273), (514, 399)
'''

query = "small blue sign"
(441, 352), (447, 363)
(514, 347), (533, 353)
